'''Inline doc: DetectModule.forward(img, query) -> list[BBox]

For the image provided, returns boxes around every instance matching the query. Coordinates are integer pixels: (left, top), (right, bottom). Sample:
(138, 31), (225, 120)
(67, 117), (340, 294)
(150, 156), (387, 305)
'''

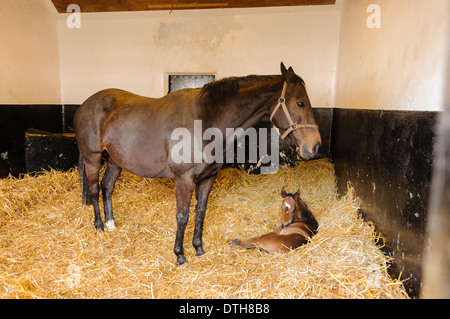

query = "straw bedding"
(0, 159), (409, 299)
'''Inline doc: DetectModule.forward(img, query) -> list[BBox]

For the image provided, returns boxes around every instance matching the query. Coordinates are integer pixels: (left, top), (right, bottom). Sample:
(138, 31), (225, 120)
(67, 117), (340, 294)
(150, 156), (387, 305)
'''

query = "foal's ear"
(294, 189), (301, 201)
(280, 62), (296, 82)
(281, 186), (287, 198)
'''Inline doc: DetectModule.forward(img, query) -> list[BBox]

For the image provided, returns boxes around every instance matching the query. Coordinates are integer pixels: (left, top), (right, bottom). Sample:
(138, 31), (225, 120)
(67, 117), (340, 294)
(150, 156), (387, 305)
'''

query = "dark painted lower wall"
(331, 108), (437, 297)
(0, 105), (61, 177)
(0, 105), (79, 177)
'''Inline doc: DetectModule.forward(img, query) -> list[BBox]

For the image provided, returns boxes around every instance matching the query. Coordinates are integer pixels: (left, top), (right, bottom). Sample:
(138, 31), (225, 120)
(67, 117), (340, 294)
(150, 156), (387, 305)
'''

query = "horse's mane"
(199, 77), (240, 102)
(199, 75), (282, 102)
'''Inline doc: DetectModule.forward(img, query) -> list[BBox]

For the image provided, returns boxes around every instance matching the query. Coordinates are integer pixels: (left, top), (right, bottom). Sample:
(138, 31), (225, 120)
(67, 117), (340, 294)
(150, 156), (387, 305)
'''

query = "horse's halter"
(270, 81), (319, 139)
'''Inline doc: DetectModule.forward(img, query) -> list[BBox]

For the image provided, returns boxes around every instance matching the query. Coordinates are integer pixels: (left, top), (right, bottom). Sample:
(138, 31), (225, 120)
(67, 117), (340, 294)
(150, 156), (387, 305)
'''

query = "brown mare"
(74, 63), (321, 264)
(228, 187), (319, 253)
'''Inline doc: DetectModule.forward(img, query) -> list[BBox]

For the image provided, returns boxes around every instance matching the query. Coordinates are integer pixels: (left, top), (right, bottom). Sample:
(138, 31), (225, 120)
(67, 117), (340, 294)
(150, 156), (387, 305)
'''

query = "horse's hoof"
(94, 221), (104, 231)
(177, 255), (187, 265)
(195, 247), (205, 256)
(227, 239), (239, 247)
(105, 220), (116, 230)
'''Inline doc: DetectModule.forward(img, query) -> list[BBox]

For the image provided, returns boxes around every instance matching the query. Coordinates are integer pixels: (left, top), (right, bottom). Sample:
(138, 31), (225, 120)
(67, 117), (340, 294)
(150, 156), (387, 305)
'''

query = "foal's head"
(280, 187), (318, 233)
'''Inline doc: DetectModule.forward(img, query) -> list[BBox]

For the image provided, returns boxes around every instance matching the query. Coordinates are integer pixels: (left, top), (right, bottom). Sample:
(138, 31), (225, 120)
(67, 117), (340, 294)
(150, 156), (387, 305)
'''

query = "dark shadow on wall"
(331, 108), (437, 297)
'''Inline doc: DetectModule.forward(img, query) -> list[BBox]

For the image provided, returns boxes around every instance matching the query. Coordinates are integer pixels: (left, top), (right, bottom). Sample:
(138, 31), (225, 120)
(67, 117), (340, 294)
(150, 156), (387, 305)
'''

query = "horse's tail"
(78, 154), (91, 205)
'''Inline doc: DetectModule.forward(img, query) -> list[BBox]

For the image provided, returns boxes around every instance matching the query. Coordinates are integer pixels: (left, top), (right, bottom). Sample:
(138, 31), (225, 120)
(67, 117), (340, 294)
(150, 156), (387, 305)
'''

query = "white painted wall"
(0, 1), (447, 111)
(57, 5), (340, 106)
(0, 0), (61, 104)
(335, 0), (449, 111)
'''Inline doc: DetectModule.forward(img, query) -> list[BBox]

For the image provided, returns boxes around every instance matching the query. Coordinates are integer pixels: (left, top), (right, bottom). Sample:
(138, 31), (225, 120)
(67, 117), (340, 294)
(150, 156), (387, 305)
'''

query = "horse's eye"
(297, 102), (305, 107)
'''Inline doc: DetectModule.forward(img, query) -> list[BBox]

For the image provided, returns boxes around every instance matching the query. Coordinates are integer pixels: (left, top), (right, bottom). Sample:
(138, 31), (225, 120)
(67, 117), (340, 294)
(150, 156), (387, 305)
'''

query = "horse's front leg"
(174, 174), (195, 265)
(193, 174), (217, 256)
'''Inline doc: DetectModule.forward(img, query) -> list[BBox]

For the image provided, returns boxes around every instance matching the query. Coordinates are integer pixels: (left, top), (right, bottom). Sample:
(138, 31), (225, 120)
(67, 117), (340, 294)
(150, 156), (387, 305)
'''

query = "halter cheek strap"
(270, 81), (319, 139)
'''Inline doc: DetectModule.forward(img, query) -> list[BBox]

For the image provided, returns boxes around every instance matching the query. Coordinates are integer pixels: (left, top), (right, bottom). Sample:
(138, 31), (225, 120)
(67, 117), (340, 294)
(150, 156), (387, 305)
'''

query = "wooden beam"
(52, 0), (335, 13)
(147, 3), (229, 10)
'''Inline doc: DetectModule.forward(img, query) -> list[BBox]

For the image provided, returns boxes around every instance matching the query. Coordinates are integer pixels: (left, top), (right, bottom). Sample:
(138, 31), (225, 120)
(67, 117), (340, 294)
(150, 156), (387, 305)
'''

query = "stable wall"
(0, 0), (63, 176)
(331, 0), (449, 297)
(0, 0), (61, 104)
(57, 5), (340, 106)
(335, 0), (448, 112)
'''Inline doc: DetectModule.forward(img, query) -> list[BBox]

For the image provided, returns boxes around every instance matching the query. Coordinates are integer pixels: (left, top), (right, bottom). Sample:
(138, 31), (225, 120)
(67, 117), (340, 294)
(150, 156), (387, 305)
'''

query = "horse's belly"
(103, 126), (174, 178)
(108, 146), (174, 178)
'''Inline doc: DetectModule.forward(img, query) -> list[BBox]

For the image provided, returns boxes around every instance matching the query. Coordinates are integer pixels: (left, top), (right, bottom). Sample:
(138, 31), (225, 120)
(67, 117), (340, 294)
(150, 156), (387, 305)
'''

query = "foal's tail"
(78, 155), (91, 205)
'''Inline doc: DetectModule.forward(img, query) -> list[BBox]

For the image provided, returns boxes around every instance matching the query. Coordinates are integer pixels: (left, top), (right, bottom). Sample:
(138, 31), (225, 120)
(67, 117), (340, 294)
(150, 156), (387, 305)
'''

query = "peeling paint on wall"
(154, 17), (240, 51)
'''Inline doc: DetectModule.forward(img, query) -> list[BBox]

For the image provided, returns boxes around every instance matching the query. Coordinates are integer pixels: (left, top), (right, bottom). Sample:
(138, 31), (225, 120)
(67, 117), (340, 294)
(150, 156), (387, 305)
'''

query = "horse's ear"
(294, 189), (301, 201)
(281, 62), (288, 78)
(280, 62), (296, 83)
(281, 186), (287, 198)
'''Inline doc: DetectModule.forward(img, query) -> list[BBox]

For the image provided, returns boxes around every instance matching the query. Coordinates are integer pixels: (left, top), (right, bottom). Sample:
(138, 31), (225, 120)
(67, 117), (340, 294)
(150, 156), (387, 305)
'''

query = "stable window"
(168, 74), (215, 93)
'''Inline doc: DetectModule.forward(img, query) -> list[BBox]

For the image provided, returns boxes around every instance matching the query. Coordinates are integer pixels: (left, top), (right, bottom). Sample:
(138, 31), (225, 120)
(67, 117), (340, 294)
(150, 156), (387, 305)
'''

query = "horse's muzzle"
(302, 142), (321, 160)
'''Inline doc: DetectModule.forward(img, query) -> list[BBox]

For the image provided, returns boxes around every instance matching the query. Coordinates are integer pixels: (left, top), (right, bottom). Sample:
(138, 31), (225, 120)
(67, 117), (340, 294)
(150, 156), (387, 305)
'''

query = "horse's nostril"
(302, 142), (321, 160)
(313, 142), (320, 154)
(302, 145), (309, 158)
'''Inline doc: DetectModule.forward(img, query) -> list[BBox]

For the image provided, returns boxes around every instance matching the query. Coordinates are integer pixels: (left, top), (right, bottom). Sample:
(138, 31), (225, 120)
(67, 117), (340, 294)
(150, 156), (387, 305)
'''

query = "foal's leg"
(83, 153), (103, 230)
(173, 174), (195, 265)
(229, 233), (294, 253)
(193, 174), (217, 256)
(101, 159), (122, 230)
(228, 237), (259, 250)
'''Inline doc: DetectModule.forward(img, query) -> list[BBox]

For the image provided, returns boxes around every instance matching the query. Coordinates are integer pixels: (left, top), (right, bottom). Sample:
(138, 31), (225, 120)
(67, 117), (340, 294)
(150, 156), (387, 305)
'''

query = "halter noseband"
(269, 82), (318, 139)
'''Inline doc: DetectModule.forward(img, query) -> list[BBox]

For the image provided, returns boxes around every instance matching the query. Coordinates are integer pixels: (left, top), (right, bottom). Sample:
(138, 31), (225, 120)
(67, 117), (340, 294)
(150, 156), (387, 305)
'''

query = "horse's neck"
(208, 76), (283, 130)
(282, 213), (295, 225)
(293, 203), (309, 223)
(294, 206), (316, 228)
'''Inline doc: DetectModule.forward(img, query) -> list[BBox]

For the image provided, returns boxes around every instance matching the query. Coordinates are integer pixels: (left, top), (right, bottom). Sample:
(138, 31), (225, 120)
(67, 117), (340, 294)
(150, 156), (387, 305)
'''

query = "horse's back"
(76, 88), (199, 125)
(75, 89), (138, 131)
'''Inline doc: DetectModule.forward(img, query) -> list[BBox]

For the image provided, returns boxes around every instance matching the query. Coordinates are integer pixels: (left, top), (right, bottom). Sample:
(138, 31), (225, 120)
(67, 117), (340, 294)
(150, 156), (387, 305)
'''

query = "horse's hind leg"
(228, 234), (283, 253)
(83, 153), (104, 230)
(101, 158), (122, 230)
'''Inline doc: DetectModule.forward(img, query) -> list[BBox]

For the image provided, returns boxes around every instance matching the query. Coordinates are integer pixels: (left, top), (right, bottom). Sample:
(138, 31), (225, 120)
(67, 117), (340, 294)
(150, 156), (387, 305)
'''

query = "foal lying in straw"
(228, 187), (319, 253)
